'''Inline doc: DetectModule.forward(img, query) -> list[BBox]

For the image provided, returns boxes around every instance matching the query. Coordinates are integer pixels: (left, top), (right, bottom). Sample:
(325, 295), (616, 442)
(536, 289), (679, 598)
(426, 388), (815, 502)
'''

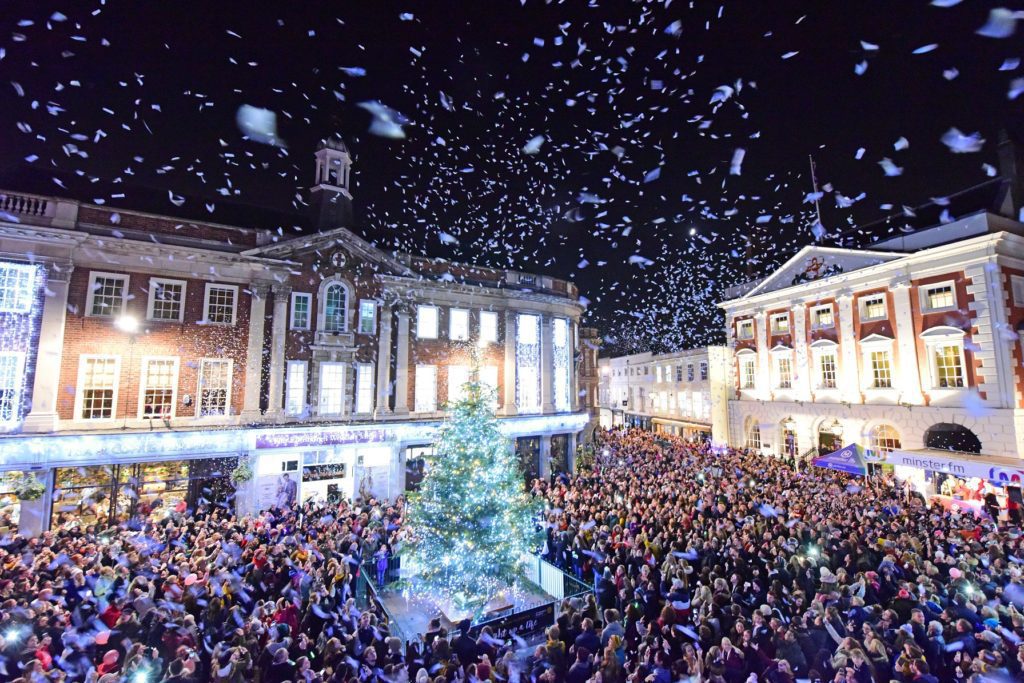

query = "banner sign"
(255, 428), (391, 450)
(469, 601), (556, 641)
(886, 450), (1024, 484)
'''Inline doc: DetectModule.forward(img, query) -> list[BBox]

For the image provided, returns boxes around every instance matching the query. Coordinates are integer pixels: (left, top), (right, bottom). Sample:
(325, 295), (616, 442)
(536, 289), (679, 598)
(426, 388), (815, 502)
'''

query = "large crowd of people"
(1, 427), (1024, 682)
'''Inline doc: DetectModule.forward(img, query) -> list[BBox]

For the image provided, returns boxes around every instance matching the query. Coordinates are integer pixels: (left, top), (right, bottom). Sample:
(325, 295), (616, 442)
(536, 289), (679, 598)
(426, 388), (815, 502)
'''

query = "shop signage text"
(255, 429), (392, 450)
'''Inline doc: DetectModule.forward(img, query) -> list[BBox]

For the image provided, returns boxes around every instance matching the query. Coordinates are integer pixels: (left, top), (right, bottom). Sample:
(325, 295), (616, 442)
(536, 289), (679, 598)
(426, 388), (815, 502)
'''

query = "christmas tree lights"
(404, 377), (540, 614)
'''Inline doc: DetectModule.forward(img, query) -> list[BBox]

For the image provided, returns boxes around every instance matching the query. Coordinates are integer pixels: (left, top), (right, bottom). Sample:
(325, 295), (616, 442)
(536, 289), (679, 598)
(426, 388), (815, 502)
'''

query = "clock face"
(331, 251), (348, 269)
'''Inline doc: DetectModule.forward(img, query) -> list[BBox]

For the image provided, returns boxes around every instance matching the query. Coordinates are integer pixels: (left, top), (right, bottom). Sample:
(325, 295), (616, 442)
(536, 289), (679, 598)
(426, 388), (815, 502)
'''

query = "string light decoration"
(0, 262), (42, 431)
(404, 377), (541, 614)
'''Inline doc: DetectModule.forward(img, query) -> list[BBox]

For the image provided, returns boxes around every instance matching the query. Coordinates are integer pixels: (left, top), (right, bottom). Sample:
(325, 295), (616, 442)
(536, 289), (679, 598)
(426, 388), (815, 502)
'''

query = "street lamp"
(115, 315), (139, 334)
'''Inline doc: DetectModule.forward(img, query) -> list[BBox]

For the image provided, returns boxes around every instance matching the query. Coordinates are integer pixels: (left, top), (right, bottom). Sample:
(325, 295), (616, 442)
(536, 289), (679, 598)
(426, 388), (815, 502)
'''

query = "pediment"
(744, 246), (904, 298)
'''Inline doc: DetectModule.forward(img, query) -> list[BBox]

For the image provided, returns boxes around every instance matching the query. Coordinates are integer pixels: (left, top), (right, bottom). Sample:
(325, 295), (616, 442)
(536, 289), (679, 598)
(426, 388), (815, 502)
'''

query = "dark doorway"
(550, 434), (569, 476)
(516, 436), (540, 484)
(924, 423), (982, 454)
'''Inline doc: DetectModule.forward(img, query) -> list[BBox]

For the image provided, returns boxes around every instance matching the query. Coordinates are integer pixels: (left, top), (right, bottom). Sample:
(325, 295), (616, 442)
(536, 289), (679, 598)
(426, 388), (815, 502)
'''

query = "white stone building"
(719, 204), (1024, 490)
(597, 347), (731, 446)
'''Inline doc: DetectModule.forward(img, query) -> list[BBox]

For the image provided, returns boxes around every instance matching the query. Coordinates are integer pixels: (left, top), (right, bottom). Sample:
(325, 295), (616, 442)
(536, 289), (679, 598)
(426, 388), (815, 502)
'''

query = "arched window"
(868, 424), (901, 457)
(747, 423), (762, 450)
(318, 279), (353, 334)
(925, 423), (982, 454)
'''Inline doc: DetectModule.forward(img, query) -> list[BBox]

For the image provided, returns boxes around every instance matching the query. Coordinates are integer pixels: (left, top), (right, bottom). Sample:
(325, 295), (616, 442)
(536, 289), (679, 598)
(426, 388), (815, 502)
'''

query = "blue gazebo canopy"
(812, 443), (868, 476)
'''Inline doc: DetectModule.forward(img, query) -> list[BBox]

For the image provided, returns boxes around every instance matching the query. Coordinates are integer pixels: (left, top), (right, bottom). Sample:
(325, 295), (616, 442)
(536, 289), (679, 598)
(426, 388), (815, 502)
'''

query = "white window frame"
(0, 351), (27, 424)
(737, 350), (756, 390)
(699, 360), (708, 381)
(920, 326), (968, 391)
(809, 340), (839, 392)
(860, 334), (895, 391)
(145, 277), (187, 323)
(202, 283), (238, 326)
(859, 294), (887, 322)
(74, 354), (121, 422)
(737, 319), (754, 340)
(447, 365), (471, 405)
(770, 313), (790, 334)
(449, 308), (470, 341)
(285, 360), (308, 417)
(416, 305), (439, 339)
(197, 358), (233, 417)
(920, 280), (958, 313)
(86, 271), (129, 318)
(1012, 275), (1024, 308)
(290, 292), (312, 331)
(318, 361), (346, 416)
(810, 304), (834, 330)
(357, 299), (378, 335)
(414, 364), (438, 413)
(354, 362), (375, 414)
(479, 310), (498, 344)
(138, 356), (180, 419)
(772, 350), (793, 390)
(318, 279), (353, 333)
(0, 262), (36, 313)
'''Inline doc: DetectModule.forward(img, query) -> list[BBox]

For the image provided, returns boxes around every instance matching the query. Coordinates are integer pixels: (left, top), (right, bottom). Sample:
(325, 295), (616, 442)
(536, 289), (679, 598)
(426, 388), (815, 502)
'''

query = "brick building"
(0, 138), (589, 535)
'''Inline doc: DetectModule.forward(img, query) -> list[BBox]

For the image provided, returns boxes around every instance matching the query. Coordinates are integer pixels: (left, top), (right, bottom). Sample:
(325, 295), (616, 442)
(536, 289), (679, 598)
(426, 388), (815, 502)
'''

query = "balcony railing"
(1, 192), (54, 219)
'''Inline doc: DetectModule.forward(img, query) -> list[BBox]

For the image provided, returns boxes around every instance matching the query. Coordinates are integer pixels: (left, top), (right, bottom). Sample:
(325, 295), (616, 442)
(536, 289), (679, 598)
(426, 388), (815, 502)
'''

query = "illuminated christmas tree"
(404, 376), (540, 613)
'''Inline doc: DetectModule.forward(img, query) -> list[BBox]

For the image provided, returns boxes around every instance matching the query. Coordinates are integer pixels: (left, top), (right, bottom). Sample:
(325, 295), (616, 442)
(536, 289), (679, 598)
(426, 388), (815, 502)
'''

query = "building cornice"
(376, 274), (585, 314)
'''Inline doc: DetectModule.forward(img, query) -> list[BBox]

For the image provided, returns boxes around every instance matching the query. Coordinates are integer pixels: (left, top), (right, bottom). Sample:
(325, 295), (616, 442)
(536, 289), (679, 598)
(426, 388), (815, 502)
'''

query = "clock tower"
(310, 136), (354, 231)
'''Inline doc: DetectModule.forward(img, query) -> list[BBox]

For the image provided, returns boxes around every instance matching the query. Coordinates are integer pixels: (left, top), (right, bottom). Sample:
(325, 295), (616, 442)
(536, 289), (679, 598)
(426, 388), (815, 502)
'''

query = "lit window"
(479, 311), (498, 344)
(355, 363), (374, 413)
(933, 343), (965, 388)
(861, 295), (886, 321)
(285, 361), (307, 416)
(869, 424), (901, 458)
(324, 283), (348, 332)
(553, 318), (571, 411)
(869, 350), (892, 389)
(449, 308), (470, 341)
(140, 358), (178, 418)
(737, 319), (754, 339)
(480, 365), (499, 409)
(87, 272), (129, 317)
(771, 314), (790, 334)
(203, 284), (237, 325)
(811, 305), (834, 329)
(447, 365), (471, 404)
(516, 314), (541, 413)
(0, 352), (26, 423)
(700, 361), (708, 381)
(318, 362), (346, 415)
(739, 355), (756, 389)
(146, 278), (186, 322)
(0, 262), (35, 313)
(415, 365), (437, 412)
(290, 292), (311, 330)
(358, 300), (377, 335)
(77, 356), (119, 420)
(198, 359), (231, 416)
(747, 424), (762, 450)
(818, 352), (837, 389)
(924, 284), (956, 312)
(775, 356), (792, 389)
(1013, 275), (1024, 307)
(416, 305), (439, 339)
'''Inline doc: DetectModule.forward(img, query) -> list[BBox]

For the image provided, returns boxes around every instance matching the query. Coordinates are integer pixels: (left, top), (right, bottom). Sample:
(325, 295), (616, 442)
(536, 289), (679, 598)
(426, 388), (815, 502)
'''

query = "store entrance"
(516, 436), (540, 485)
(550, 435), (569, 477)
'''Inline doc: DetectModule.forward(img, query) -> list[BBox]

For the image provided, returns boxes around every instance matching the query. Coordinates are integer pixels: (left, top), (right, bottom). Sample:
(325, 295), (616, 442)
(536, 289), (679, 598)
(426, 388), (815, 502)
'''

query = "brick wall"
(57, 268), (252, 421)
(77, 206), (262, 248)
(909, 271), (977, 403)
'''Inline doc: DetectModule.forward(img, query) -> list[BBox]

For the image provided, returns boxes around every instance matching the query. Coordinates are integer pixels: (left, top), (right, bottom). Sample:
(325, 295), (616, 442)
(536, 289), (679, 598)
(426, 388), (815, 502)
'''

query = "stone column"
(240, 283), (270, 422)
(567, 432), (578, 473)
(753, 312), (769, 399)
(836, 292), (861, 404)
(891, 280), (925, 405)
(393, 308), (411, 415)
(539, 435), (552, 479)
(375, 307), (394, 418)
(792, 304), (812, 401)
(265, 284), (290, 420)
(24, 263), (72, 433)
(541, 315), (555, 413)
(503, 310), (518, 416)
(18, 469), (54, 537)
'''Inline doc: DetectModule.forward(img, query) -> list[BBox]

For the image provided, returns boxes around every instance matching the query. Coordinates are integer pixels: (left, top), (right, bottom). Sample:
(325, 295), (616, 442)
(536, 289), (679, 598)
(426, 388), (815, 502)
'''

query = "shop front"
(50, 457), (238, 529)
(652, 418), (711, 442)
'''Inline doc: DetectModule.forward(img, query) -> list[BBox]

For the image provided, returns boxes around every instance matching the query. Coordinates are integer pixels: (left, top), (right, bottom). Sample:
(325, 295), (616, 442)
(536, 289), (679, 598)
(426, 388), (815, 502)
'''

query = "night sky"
(1, 1), (1022, 354)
